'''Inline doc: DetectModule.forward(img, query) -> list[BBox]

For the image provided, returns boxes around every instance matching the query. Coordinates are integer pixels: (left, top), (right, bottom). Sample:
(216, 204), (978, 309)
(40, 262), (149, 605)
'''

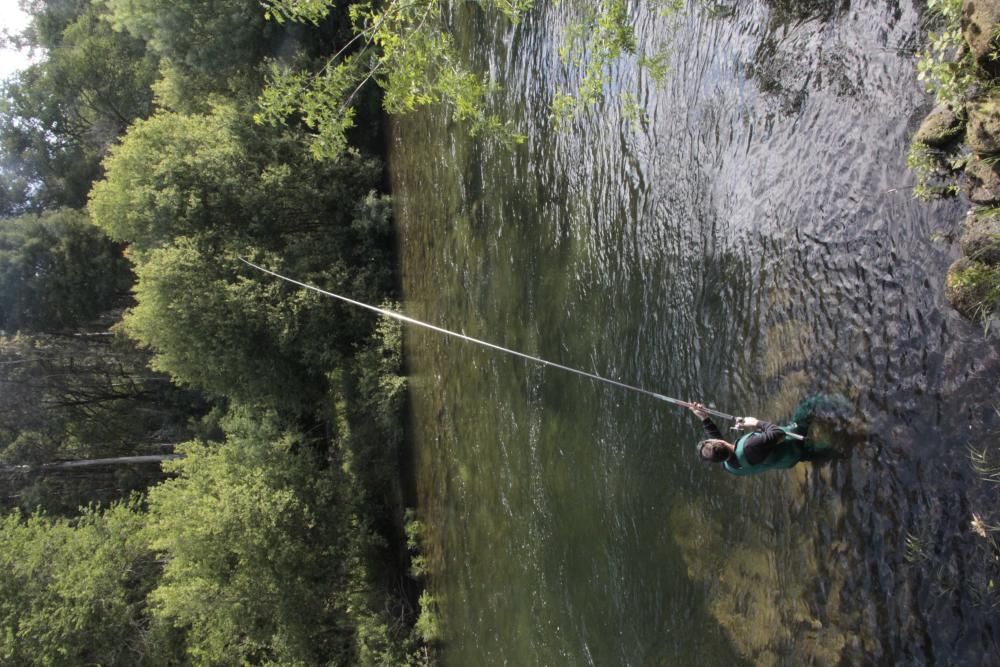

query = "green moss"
(945, 258), (1000, 322)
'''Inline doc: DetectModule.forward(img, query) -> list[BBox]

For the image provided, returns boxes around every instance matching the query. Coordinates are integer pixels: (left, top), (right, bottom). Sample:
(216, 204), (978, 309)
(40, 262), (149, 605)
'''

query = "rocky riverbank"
(910, 0), (1000, 325)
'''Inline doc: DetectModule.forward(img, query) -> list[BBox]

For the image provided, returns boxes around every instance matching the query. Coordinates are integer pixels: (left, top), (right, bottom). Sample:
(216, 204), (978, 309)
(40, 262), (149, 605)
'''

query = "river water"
(389, 1), (1000, 664)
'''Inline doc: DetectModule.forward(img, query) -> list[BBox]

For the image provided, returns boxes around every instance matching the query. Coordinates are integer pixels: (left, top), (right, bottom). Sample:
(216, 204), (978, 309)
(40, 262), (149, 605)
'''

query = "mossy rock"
(965, 155), (1000, 203)
(914, 104), (963, 148)
(945, 256), (1000, 321)
(961, 209), (1000, 264)
(966, 96), (1000, 155)
(961, 0), (1000, 71)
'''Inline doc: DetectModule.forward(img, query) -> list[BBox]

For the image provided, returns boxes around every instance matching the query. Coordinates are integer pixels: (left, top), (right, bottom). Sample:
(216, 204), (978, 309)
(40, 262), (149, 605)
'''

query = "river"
(388, 1), (1000, 664)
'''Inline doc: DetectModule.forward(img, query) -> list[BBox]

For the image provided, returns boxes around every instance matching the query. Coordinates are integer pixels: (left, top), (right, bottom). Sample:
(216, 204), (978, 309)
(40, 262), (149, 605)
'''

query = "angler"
(688, 402), (819, 475)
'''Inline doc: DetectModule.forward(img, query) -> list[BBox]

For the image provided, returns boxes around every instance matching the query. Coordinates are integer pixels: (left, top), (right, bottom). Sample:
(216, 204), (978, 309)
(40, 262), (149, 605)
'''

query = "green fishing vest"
(723, 426), (802, 476)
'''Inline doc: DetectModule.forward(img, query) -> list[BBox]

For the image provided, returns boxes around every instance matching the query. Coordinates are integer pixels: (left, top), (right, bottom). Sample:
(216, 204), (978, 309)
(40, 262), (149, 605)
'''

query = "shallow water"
(390, 1), (1000, 664)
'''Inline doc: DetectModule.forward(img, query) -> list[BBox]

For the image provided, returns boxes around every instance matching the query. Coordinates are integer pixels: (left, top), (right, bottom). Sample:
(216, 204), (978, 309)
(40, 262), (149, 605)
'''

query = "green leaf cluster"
(0, 501), (174, 666)
(915, 0), (978, 107)
(905, 142), (961, 201)
(551, 0), (681, 127)
(146, 407), (349, 665)
(949, 259), (1000, 320)
(258, 0), (683, 157)
(257, 0), (526, 160)
(101, 0), (271, 86)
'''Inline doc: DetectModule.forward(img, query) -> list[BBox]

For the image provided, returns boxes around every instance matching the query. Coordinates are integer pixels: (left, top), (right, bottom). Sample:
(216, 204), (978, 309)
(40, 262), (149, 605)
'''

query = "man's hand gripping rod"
(677, 396), (806, 441)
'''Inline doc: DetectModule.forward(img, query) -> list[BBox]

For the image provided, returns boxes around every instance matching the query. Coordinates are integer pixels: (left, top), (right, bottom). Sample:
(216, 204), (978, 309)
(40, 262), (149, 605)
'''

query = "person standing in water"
(688, 402), (814, 475)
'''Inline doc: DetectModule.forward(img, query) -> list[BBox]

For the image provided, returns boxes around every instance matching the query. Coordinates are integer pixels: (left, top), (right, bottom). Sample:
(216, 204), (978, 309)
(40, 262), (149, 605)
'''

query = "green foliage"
(123, 241), (323, 410)
(91, 102), (391, 252)
(915, 0), (977, 107)
(0, 501), (177, 665)
(551, 0), (681, 127)
(414, 591), (441, 644)
(557, 0), (637, 96)
(353, 313), (408, 443)
(354, 610), (420, 666)
(257, 58), (362, 160)
(90, 104), (395, 408)
(258, 0), (526, 160)
(1, 3), (430, 663)
(405, 508), (429, 578)
(261, 0), (333, 25)
(145, 406), (350, 665)
(102, 0), (271, 83)
(0, 332), (182, 459)
(970, 442), (1000, 485)
(0, 332), (198, 514)
(336, 312), (408, 522)
(88, 107), (248, 256)
(0, 209), (132, 333)
(97, 0), (290, 113)
(948, 259), (1000, 321)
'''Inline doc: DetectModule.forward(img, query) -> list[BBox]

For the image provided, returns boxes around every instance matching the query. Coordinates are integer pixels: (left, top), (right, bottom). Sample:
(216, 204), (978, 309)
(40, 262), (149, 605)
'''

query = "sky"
(0, 2), (34, 81)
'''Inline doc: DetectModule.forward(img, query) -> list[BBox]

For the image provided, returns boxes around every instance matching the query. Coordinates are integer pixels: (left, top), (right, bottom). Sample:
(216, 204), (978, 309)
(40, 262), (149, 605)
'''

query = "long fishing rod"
(239, 258), (791, 433)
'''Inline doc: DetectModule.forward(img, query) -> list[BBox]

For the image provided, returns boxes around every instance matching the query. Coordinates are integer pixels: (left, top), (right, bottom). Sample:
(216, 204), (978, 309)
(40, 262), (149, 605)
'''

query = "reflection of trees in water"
(764, 0), (850, 26)
(714, 0), (905, 117)
(748, 33), (859, 117)
(705, 0), (849, 23)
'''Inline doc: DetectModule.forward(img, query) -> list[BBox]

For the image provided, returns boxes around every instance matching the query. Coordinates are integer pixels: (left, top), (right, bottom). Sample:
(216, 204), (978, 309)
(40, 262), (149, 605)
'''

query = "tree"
(0, 208), (132, 333)
(0, 333), (182, 459)
(0, 500), (180, 665)
(88, 107), (250, 257)
(123, 240), (323, 410)
(101, 0), (279, 109)
(90, 104), (395, 410)
(145, 406), (351, 665)
(102, 0), (271, 74)
(0, 0), (158, 212)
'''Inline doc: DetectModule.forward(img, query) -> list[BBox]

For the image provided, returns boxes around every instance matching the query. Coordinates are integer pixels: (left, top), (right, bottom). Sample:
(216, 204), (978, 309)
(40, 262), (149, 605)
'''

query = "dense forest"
(0, 0), (431, 663)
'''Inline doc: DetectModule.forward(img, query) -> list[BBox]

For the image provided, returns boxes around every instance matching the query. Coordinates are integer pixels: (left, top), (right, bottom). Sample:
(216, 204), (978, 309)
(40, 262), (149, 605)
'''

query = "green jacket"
(723, 426), (802, 476)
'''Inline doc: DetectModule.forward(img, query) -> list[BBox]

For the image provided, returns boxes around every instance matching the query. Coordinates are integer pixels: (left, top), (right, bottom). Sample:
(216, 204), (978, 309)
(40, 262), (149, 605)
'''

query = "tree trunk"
(1, 454), (182, 473)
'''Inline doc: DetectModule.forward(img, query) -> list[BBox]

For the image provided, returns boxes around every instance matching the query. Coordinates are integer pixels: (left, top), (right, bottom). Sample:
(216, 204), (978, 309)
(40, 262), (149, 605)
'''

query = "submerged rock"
(965, 155), (1000, 203)
(914, 104), (963, 148)
(966, 96), (1000, 155)
(961, 210), (1000, 264)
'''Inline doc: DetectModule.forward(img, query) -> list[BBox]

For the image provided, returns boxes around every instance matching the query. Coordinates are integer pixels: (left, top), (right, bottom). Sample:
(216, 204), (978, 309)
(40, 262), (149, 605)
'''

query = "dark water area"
(389, 1), (1000, 664)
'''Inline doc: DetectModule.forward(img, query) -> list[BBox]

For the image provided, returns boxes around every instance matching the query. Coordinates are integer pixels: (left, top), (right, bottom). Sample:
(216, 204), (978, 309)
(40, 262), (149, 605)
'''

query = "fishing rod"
(239, 258), (802, 438)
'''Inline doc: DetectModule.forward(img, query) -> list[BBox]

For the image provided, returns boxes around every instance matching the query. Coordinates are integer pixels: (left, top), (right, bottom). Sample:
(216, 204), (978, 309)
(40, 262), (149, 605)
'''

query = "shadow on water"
(391, 0), (1000, 665)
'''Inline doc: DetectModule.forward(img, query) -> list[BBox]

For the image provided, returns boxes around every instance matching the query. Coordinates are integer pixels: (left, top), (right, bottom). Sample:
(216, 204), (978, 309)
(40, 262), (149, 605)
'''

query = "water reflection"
(392, 0), (1000, 664)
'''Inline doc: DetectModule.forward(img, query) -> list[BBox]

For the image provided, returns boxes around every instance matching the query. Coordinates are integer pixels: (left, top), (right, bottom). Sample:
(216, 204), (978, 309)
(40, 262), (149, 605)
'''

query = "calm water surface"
(389, 1), (1000, 664)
